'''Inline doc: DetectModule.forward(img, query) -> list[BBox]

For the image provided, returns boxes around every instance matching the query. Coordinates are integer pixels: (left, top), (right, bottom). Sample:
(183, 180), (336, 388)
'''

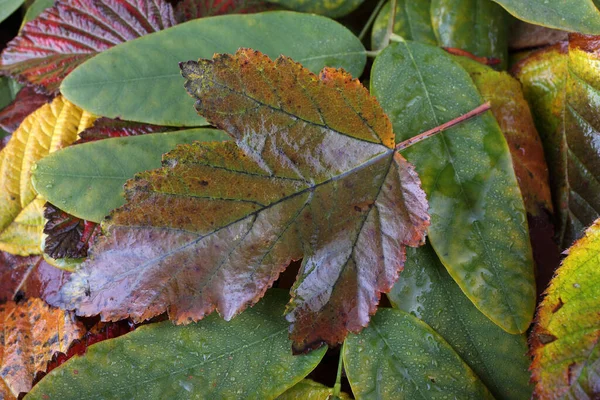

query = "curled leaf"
(53, 49), (429, 353)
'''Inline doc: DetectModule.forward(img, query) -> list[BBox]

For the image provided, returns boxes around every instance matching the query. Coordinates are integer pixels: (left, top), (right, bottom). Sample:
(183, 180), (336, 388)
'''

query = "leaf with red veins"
(75, 117), (176, 144)
(0, 0), (176, 94)
(0, 298), (85, 399)
(174, 0), (273, 22)
(43, 203), (100, 259)
(52, 49), (429, 353)
(0, 87), (52, 133)
(0, 253), (69, 303)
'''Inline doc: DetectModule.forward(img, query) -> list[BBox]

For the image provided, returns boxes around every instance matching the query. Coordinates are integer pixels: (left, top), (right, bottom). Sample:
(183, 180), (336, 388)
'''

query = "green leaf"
(371, 0), (437, 51)
(371, 41), (535, 334)
(388, 243), (532, 400)
(265, 0), (364, 17)
(431, 0), (509, 68)
(26, 290), (327, 400)
(530, 218), (600, 399)
(513, 36), (600, 248)
(0, 0), (23, 24)
(0, 77), (22, 110)
(343, 308), (494, 400)
(60, 11), (366, 127)
(21, 0), (54, 25)
(492, 0), (600, 35)
(277, 379), (351, 400)
(32, 129), (229, 223)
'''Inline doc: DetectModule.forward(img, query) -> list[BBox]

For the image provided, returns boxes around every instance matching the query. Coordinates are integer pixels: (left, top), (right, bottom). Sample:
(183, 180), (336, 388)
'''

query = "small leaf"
(530, 218), (600, 399)
(42, 203), (99, 260)
(174, 0), (273, 23)
(0, 86), (52, 133)
(277, 379), (351, 400)
(60, 11), (367, 126)
(371, 0), (437, 51)
(431, 0), (509, 68)
(371, 41), (535, 334)
(343, 308), (494, 400)
(492, 0), (600, 35)
(388, 243), (532, 400)
(52, 49), (429, 353)
(0, 0), (24, 24)
(0, 96), (95, 255)
(0, 298), (85, 399)
(456, 56), (552, 217)
(32, 129), (229, 223)
(0, 0), (176, 94)
(513, 35), (600, 247)
(265, 0), (364, 17)
(27, 290), (326, 400)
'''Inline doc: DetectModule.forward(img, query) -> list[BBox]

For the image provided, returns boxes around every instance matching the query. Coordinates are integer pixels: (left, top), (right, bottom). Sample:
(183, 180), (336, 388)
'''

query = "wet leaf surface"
(530, 218), (600, 399)
(343, 308), (494, 400)
(371, 41), (535, 334)
(388, 243), (532, 400)
(513, 35), (600, 247)
(277, 379), (350, 400)
(0, 0), (176, 94)
(28, 290), (326, 399)
(0, 86), (52, 134)
(52, 49), (430, 353)
(0, 298), (85, 399)
(33, 129), (229, 223)
(60, 11), (366, 126)
(0, 96), (95, 255)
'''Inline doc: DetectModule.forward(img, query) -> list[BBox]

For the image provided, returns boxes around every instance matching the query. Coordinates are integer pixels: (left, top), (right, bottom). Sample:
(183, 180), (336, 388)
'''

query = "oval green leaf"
(371, 40), (535, 334)
(492, 0), (600, 35)
(388, 243), (532, 400)
(60, 11), (366, 127)
(343, 308), (494, 399)
(0, 0), (23, 24)
(27, 290), (326, 399)
(371, 0), (437, 51)
(32, 129), (229, 223)
(431, 0), (509, 68)
(266, 0), (364, 17)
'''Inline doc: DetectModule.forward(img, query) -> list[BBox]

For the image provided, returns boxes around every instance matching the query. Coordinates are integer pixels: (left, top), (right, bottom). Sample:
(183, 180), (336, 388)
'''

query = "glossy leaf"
(388, 243), (532, 400)
(0, 86), (52, 133)
(343, 308), (494, 399)
(0, 0), (176, 94)
(28, 290), (326, 400)
(265, 0), (364, 17)
(0, 0), (23, 24)
(371, 41), (535, 334)
(42, 203), (99, 260)
(0, 96), (95, 255)
(60, 11), (366, 126)
(0, 298), (85, 399)
(277, 379), (350, 400)
(431, 0), (509, 68)
(371, 0), (437, 51)
(457, 56), (552, 217)
(174, 0), (272, 22)
(492, 0), (600, 35)
(0, 253), (69, 302)
(531, 218), (600, 399)
(33, 129), (229, 223)
(53, 49), (429, 353)
(513, 35), (600, 247)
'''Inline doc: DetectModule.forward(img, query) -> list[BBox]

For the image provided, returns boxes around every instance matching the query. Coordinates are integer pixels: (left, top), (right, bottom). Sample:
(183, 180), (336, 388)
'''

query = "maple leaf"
(0, 86), (51, 133)
(0, 0), (176, 94)
(0, 298), (85, 399)
(53, 49), (430, 352)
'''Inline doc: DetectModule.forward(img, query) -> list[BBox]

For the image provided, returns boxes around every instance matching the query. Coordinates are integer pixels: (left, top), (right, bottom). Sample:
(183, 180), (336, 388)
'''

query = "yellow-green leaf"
(531, 218), (600, 399)
(0, 96), (95, 255)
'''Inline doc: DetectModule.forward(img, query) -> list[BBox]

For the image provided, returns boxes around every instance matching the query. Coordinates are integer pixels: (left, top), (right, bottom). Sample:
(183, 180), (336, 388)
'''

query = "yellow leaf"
(0, 96), (95, 255)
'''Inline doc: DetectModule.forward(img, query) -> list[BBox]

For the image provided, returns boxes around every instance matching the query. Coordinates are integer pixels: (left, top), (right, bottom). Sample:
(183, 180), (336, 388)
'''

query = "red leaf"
(75, 117), (175, 144)
(0, 87), (52, 133)
(0, 0), (177, 94)
(174, 0), (272, 22)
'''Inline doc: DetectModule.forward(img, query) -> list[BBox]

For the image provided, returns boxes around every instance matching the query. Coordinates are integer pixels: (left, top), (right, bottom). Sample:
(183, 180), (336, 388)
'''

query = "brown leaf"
(43, 203), (100, 260)
(53, 49), (430, 353)
(0, 298), (85, 399)
(174, 0), (273, 22)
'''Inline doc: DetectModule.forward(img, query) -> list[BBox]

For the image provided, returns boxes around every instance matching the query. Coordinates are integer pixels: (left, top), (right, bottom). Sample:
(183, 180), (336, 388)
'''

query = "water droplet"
(45, 184), (53, 189)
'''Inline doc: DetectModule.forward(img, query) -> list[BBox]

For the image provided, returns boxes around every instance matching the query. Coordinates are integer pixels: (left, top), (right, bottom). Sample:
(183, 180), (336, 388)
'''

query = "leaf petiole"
(395, 102), (492, 151)
(332, 349), (344, 399)
(358, 0), (386, 42)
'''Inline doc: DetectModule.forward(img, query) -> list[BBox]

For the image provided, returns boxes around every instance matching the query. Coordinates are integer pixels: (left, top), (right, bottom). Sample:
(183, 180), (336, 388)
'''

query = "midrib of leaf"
(76, 327), (288, 400)
(399, 40), (521, 331)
